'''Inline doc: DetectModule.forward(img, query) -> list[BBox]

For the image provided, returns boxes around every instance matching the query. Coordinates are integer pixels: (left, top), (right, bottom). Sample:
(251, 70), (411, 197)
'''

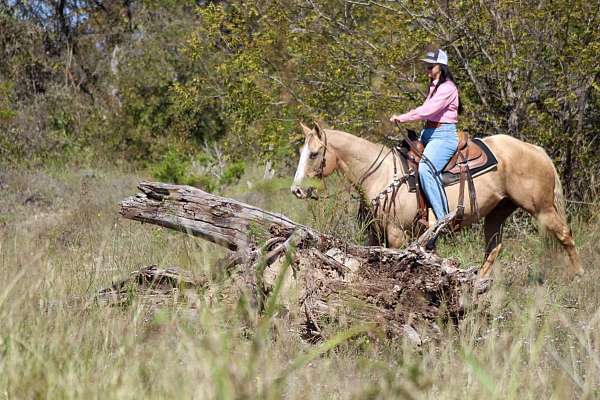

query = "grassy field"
(1, 166), (599, 399)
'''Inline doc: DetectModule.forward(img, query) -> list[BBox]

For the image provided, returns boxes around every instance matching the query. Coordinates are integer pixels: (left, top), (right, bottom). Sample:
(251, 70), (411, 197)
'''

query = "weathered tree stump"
(119, 182), (486, 343)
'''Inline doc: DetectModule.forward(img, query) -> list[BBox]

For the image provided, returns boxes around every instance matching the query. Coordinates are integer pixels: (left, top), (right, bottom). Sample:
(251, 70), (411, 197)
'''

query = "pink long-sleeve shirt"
(396, 80), (459, 123)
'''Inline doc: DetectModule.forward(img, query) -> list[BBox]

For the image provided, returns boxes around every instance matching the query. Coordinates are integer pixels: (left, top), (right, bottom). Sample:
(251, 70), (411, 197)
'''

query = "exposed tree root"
(115, 182), (488, 343)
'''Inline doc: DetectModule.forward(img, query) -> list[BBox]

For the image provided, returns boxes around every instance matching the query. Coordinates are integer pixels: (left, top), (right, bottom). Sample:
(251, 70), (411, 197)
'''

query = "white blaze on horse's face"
(293, 143), (311, 186)
(291, 123), (334, 199)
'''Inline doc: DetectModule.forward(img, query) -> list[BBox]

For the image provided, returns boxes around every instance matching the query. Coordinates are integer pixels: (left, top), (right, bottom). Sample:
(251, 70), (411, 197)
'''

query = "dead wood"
(118, 182), (487, 343)
(96, 265), (203, 307)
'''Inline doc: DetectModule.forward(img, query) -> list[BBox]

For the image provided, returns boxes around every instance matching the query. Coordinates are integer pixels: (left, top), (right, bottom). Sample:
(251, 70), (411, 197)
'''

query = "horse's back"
(480, 134), (558, 212)
(481, 134), (555, 169)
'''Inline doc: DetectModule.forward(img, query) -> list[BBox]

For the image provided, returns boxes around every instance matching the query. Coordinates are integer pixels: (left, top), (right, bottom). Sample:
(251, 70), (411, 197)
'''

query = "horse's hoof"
(568, 268), (585, 281)
(474, 277), (492, 294)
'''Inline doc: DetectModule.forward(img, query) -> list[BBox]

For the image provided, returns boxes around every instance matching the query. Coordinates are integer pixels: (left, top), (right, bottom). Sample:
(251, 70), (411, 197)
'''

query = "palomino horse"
(290, 122), (584, 279)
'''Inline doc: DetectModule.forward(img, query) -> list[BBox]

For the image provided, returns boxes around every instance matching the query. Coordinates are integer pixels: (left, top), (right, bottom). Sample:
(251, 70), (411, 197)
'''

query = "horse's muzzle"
(291, 185), (307, 199)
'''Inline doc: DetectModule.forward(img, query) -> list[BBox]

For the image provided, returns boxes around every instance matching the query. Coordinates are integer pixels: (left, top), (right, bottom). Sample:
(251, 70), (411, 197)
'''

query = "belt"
(424, 120), (446, 129)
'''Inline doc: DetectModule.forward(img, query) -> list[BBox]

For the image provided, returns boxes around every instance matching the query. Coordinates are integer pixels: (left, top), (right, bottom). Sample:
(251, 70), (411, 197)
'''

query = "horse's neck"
(326, 129), (395, 200)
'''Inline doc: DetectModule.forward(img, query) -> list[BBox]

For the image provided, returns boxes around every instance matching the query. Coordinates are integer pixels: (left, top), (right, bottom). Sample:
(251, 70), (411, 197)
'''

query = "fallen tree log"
(119, 182), (487, 343)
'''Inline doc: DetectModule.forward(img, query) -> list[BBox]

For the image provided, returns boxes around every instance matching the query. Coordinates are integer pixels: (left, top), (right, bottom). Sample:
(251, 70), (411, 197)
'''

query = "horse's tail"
(537, 146), (568, 247)
(552, 164), (567, 223)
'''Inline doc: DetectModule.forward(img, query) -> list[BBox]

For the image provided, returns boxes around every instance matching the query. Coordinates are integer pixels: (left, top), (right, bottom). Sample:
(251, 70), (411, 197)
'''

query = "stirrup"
(425, 236), (438, 252)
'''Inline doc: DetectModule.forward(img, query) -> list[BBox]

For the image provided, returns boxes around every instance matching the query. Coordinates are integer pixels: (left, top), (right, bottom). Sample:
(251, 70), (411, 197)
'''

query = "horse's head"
(291, 122), (338, 199)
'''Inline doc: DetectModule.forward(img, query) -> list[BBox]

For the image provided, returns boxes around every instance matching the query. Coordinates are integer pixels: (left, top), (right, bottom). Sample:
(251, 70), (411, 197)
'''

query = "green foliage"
(194, 175), (217, 193)
(151, 149), (198, 186)
(151, 149), (245, 192)
(1, 0), (599, 199)
(220, 161), (245, 186)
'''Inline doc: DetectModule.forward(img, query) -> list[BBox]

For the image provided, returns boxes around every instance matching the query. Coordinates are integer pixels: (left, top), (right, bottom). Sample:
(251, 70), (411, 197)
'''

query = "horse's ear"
(313, 122), (323, 140)
(300, 122), (312, 137)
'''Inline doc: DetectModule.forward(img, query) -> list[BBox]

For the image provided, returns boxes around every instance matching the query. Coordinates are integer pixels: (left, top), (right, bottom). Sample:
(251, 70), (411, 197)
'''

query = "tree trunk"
(119, 182), (487, 343)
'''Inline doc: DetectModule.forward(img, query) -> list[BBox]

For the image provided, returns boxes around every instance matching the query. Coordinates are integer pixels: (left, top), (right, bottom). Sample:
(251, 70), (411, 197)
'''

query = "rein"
(369, 147), (410, 217)
(309, 129), (411, 213)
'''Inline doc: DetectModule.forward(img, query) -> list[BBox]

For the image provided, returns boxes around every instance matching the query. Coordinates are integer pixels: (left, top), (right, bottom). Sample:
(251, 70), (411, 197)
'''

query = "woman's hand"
(389, 114), (403, 123)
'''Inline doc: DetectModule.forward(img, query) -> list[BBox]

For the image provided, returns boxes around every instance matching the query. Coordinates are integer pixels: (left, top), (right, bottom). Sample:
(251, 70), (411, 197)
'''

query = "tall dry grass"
(0, 166), (599, 399)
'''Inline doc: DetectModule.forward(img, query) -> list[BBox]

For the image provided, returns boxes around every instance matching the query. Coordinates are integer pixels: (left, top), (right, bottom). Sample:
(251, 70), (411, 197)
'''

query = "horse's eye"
(309, 152), (319, 159)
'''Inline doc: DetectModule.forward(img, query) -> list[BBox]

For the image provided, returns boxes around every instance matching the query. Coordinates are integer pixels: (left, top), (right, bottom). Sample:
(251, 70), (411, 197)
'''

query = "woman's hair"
(429, 64), (463, 114)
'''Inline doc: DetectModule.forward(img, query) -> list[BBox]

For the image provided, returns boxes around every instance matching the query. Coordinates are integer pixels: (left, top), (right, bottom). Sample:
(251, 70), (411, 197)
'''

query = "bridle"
(311, 129), (328, 179)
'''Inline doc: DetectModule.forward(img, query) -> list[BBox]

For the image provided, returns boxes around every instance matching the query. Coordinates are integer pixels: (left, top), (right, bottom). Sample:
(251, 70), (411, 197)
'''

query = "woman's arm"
(390, 82), (457, 123)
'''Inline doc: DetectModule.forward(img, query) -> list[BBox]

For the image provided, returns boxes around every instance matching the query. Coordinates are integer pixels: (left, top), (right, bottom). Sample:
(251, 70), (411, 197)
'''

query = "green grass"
(1, 166), (599, 399)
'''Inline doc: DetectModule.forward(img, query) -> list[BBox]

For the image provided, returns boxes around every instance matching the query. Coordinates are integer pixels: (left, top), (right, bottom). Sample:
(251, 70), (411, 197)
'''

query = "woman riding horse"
(290, 121), (584, 279)
(390, 49), (459, 225)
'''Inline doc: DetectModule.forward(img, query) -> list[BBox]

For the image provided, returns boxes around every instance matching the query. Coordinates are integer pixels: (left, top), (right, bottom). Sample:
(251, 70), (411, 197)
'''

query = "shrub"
(194, 175), (217, 193)
(220, 161), (245, 186)
(151, 149), (194, 185)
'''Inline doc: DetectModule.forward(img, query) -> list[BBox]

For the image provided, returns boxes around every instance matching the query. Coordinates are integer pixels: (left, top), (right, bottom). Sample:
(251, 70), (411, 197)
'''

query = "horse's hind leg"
(479, 199), (516, 279)
(536, 208), (584, 278)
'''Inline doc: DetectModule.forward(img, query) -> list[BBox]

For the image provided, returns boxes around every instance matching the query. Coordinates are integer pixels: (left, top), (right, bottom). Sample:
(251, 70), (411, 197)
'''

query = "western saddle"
(402, 130), (488, 231)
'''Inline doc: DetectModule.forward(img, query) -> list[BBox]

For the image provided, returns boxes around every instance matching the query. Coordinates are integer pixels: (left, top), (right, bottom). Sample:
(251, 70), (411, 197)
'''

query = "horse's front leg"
(386, 224), (409, 248)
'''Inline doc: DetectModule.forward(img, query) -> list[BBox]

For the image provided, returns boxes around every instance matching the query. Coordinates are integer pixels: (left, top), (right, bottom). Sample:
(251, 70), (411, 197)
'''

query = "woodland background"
(1, 0), (599, 200)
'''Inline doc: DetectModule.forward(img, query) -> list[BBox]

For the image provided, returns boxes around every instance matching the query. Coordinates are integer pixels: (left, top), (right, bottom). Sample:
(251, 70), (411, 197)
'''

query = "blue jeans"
(419, 124), (458, 220)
